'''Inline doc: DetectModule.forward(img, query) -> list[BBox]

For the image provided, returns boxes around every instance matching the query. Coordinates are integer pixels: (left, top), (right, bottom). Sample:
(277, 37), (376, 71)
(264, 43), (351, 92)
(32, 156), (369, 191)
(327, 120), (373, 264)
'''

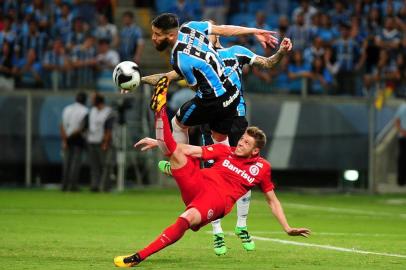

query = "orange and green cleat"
(113, 253), (142, 268)
(150, 76), (169, 112)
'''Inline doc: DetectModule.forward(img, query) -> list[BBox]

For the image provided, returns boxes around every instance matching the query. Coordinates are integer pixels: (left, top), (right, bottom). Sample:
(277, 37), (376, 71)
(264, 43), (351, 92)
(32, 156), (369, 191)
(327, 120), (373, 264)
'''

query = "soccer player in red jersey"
(114, 77), (311, 267)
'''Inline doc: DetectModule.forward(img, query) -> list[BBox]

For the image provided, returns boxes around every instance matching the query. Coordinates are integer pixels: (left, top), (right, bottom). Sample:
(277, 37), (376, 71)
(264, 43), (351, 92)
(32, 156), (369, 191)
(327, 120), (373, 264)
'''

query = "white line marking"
(268, 101), (300, 169)
(283, 203), (406, 218)
(251, 235), (406, 259)
(208, 232), (406, 259)
(245, 231), (406, 237)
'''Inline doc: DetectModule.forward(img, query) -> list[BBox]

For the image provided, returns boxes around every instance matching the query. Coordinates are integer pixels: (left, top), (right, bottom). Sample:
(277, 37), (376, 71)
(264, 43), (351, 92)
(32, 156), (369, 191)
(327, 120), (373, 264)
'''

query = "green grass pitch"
(1, 189), (406, 269)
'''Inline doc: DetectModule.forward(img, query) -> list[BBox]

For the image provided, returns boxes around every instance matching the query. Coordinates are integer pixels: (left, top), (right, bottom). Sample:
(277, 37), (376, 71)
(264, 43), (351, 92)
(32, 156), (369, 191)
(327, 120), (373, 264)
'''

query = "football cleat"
(158, 160), (172, 176)
(213, 233), (227, 256)
(235, 226), (255, 251)
(150, 76), (169, 112)
(113, 253), (142, 268)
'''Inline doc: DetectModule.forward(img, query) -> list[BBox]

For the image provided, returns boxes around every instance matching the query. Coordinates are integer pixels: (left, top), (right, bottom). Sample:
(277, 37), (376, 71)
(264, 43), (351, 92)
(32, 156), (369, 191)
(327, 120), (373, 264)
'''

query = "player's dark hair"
(152, 13), (179, 32)
(76, 92), (87, 105)
(246, 126), (266, 149)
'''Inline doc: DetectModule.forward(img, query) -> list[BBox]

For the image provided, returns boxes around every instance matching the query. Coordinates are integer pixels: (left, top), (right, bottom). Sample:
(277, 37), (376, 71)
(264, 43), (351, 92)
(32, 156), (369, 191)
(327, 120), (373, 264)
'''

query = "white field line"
(252, 235), (406, 259)
(244, 231), (406, 237)
(218, 232), (406, 259)
(283, 203), (406, 218)
(0, 208), (147, 215)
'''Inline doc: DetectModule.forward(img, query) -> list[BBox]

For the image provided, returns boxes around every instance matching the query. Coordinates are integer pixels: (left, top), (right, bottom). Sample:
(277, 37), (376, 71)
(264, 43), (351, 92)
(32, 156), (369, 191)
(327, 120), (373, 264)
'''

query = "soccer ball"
(112, 61), (141, 91)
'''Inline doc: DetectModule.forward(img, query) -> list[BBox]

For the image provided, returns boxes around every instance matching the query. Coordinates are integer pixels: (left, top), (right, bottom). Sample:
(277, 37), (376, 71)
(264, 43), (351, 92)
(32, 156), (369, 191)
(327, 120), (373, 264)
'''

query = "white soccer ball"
(112, 61), (141, 91)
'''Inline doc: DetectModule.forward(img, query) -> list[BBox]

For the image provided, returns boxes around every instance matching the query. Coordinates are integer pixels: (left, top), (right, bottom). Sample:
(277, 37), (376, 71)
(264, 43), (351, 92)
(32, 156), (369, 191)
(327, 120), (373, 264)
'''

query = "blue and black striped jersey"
(171, 21), (241, 100)
(217, 45), (257, 116)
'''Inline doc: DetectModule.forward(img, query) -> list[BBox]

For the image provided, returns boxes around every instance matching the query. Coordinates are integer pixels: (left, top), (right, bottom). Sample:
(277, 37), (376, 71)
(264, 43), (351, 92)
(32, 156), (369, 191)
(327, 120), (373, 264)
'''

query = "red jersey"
(201, 144), (274, 212)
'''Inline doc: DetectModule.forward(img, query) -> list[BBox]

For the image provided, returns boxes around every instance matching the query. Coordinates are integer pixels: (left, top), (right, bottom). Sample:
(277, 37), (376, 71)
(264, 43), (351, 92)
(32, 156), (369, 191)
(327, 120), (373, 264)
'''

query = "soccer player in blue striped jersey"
(146, 13), (278, 146)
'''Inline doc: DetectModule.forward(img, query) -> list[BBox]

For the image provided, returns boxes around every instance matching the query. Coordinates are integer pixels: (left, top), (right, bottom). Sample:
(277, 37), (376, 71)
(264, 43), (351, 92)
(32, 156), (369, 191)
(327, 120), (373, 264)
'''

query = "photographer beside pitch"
(114, 77), (311, 267)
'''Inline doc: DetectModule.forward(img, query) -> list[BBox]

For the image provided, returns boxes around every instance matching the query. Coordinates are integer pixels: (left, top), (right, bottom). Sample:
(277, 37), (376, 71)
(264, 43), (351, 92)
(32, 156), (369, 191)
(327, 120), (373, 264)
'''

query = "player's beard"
(155, 38), (170, 51)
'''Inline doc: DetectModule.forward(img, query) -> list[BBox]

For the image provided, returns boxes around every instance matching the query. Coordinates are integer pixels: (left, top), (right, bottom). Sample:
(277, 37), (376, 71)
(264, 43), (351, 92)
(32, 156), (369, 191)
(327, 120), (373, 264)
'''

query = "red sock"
(155, 107), (177, 156)
(138, 217), (190, 260)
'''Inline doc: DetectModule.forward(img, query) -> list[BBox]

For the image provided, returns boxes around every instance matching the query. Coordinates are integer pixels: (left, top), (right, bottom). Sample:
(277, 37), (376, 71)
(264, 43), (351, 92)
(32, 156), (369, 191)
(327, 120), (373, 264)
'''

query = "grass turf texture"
(0, 189), (406, 269)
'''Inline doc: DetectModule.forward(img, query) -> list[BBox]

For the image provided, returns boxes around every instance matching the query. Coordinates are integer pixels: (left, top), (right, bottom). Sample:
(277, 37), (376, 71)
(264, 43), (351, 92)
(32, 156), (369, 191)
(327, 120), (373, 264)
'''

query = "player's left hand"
(254, 30), (279, 49)
(280, 37), (293, 53)
(134, 137), (159, 151)
(286, 228), (311, 237)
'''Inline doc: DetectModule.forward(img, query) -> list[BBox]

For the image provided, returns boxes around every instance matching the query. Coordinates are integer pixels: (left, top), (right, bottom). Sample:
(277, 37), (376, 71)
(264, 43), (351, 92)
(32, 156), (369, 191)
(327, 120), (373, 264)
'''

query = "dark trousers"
(88, 143), (113, 191)
(62, 145), (83, 191)
(336, 71), (356, 96)
(398, 138), (406, 186)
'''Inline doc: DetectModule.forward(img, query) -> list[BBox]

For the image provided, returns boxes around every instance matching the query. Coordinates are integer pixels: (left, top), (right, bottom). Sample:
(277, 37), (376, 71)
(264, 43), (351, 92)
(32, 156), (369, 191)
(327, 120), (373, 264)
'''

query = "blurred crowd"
(163, 0), (406, 97)
(1, 0), (405, 97)
(0, 0), (144, 91)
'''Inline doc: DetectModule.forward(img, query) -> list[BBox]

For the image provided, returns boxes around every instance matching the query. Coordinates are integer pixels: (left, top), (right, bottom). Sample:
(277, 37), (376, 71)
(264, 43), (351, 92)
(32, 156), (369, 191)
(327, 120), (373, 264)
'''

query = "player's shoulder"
(182, 21), (209, 32)
(255, 157), (272, 171)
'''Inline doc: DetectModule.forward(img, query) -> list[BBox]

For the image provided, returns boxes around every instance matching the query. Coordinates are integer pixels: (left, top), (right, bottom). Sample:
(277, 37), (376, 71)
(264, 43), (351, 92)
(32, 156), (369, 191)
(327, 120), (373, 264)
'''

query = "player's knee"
(180, 208), (201, 227)
(172, 117), (188, 131)
(211, 131), (228, 143)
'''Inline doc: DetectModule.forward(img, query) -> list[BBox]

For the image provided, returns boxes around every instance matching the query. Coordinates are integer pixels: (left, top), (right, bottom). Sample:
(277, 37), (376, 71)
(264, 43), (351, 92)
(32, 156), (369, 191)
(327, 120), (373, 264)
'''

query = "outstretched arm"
(211, 24), (278, 48)
(265, 190), (311, 237)
(252, 38), (292, 69)
(134, 137), (203, 157)
(142, 71), (181, 86)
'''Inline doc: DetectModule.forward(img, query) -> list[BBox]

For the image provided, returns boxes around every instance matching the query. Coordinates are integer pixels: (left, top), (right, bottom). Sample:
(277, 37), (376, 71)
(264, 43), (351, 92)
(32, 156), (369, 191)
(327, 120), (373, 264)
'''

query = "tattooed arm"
(141, 70), (181, 86)
(252, 37), (292, 69)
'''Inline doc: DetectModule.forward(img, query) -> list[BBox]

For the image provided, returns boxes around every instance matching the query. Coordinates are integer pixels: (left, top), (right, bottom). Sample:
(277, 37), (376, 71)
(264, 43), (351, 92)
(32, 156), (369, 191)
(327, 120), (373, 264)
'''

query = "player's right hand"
(254, 30), (279, 49)
(134, 137), (159, 151)
(280, 37), (293, 53)
(286, 228), (311, 237)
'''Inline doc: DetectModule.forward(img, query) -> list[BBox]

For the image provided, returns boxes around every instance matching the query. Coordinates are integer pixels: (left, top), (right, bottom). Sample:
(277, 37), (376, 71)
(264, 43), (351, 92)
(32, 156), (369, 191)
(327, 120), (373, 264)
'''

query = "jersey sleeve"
(184, 21), (212, 35)
(259, 164), (275, 193)
(201, 144), (230, 161)
(232, 45), (258, 66)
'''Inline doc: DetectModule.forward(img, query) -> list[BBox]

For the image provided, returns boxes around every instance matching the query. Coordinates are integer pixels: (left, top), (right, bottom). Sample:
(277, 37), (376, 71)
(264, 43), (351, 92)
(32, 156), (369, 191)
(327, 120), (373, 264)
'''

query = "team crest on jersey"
(207, 209), (214, 220)
(249, 165), (260, 176)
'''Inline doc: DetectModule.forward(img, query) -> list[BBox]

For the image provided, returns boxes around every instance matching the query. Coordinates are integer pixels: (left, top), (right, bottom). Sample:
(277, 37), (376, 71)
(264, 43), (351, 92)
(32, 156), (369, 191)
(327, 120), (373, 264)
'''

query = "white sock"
(211, 219), (223, 235)
(236, 190), (251, 228)
(171, 117), (188, 144)
(212, 136), (229, 146)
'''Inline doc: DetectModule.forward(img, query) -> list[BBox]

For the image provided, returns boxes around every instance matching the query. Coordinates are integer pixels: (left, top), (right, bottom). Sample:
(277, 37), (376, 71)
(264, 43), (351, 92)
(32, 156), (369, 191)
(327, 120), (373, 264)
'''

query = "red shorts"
(172, 157), (226, 231)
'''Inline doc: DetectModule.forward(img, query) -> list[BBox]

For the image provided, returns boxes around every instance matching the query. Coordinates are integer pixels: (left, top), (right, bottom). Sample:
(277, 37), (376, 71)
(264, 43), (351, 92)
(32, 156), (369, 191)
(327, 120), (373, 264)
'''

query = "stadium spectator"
(0, 41), (15, 91)
(376, 49), (400, 91)
(0, 15), (16, 49)
(95, 38), (119, 92)
(118, 11), (144, 64)
(277, 15), (289, 40)
(288, 50), (311, 94)
(265, 0), (290, 17)
(332, 22), (362, 95)
(75, 0), (97, 27)
(70, 35), (97, 89)
(249, 11), (272, 56)
(93, 13), (119, 48)
(60, 91), (89, 192)
(87, 92), (115, 192)
(287, 12), (313, 51)
(359, 34), (381, 93)
(16, 19), (48, 62)
(375, 17), (401, 62)
(303, 36), (325, 66)
(67, 17), (88, 51)
(365, 7), (382, 36)
(13, 48), (43, 88)
(201, 0), (229, 25)
(269, 56), (290, 93)
(52, 2), (74, 44)
(26, 0), (49, 31)
(292, 0), (318, 27)
(168, 0), (199, 25)
(309, 57), (333, 95)
(329, 1), (351, 26)
(42, 38), (71, 89)
(96, 0), (114, 23)
(317, 13), (338, 45)
(395, 100), (406, 186)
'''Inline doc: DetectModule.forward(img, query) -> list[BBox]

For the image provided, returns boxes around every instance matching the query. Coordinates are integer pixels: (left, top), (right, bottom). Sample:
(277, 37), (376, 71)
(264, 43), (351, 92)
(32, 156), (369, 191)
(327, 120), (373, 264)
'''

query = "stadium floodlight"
(343, 170), (359, 182)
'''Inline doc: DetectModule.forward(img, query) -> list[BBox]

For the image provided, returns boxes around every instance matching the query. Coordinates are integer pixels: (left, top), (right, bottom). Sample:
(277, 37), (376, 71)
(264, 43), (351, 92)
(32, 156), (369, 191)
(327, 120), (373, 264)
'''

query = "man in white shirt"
(60, 92), (89, 191)
(87, 92), (115, 192)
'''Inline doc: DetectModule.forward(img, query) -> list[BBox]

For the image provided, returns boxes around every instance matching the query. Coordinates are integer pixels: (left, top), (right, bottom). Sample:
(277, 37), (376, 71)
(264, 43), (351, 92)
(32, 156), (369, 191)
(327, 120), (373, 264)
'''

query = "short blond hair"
(246, 126), (266, 149)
